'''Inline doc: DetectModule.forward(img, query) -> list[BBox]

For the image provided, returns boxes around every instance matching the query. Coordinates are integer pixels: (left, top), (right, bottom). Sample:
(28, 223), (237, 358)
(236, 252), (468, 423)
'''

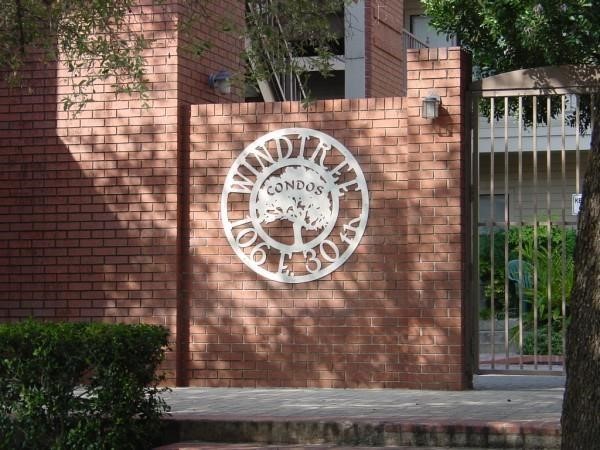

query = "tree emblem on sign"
(256, 166), (332, 247)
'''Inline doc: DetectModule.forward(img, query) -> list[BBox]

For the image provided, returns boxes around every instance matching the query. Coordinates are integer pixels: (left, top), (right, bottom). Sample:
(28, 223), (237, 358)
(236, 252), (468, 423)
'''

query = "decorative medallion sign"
(221, 128), (369, 283)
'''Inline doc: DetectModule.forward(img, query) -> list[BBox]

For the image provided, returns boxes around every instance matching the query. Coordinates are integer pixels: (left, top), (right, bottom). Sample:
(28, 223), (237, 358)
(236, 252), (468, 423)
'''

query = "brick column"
(406, 47), (472, 389)
(365, 0), (405, 97)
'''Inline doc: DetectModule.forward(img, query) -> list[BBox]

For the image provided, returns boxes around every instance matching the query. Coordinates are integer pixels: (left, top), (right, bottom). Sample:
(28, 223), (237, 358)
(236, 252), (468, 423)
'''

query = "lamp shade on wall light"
(208, 70), (232, 95)
(421, 94), (441, 119)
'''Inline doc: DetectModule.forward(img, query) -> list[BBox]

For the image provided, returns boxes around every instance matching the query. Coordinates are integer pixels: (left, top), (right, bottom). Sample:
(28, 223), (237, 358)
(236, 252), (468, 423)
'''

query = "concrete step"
(479, 330), (511, 344)
(479, 320), (519, 354)
(156, 417), (560, 449)
(156, 444), (497, 449)
(479, 319), (519, 332)
(479, 344), (514, 355)
(479, 334), (518, 354)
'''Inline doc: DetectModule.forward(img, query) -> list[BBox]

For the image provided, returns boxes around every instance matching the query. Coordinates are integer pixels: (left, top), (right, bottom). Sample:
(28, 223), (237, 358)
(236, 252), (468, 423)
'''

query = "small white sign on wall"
(572, 194), (582, 215)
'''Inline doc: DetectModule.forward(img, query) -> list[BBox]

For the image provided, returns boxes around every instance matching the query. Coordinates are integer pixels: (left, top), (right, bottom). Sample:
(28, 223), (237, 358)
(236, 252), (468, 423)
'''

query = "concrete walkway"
(156, 375), (565, 449)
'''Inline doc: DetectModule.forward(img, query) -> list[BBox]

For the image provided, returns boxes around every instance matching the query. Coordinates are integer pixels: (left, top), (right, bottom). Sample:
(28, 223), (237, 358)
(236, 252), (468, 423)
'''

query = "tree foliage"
(0, 0), (350, 109)
(0, 0), (148, 110)
(245, 0), (349, 99)
(423, 2), (600, 448)
(424, 0), (599, 129)
(422, 0), (599, 77)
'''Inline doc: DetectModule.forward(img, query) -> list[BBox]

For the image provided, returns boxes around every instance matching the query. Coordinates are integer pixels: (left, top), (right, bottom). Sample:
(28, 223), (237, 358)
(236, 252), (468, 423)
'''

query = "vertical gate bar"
(546, 96), (553, 370)
(517, 96), (524, 369)
(472, 96), (481, 373)
(532, 96), (539, 369)
(504, 96), (510, 369)
(490, 97), (496, 369)
(561, 95), (567, 369)
(291, 68), (295, 100)
(572, 94), (581, 366)
(576, 95), (580, 194)
(594, 94), (597, 121)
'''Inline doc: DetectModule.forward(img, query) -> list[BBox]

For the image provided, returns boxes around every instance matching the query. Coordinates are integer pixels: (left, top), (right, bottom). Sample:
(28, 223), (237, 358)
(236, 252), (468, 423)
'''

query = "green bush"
(0, 321), (170, 450)
(479, 225), (574, 355)
(522, 323), (565, 356)
(479, 225), (576, 320)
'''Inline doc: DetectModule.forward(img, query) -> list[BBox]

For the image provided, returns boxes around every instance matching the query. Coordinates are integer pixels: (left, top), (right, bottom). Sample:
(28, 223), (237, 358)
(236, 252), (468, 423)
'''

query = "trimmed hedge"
(0, 321), (170, 450)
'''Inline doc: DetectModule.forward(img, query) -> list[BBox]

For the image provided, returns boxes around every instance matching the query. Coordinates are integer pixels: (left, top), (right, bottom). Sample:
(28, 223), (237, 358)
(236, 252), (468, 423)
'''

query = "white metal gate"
(469, 66), (599, 374)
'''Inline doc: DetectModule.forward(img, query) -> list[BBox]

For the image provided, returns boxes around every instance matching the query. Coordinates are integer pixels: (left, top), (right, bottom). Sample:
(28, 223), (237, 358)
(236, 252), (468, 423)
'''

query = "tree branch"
(15, 0), (26, 55)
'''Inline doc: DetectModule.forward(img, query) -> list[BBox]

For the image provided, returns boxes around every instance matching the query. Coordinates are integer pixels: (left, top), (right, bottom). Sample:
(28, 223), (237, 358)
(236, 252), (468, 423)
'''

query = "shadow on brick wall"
(0, 58), (180, 381)
(183, 100), (466, 389)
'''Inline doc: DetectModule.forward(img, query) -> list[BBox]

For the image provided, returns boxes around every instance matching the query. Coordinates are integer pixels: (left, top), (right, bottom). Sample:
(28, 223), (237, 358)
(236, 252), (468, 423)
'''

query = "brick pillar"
(174, 0), (245, 385)
(406, 47), (472, 389)
(365, 0), (405, 97)
(176, 0), (244, 105)
(0, 0), (245, 386)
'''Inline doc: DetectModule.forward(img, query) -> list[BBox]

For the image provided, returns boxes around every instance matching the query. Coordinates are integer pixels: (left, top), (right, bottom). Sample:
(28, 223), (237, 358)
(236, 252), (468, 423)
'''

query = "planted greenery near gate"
(0, 321), (170, 450)
(479, 225), (575, 355)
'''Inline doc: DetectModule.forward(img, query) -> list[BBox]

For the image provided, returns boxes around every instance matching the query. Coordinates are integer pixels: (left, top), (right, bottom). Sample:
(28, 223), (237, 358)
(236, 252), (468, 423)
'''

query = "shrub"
(479, 225), (575, 320)
(0, 321), (170, 450)
(479, 225), (574, 356)
(523, 323), (565, 356)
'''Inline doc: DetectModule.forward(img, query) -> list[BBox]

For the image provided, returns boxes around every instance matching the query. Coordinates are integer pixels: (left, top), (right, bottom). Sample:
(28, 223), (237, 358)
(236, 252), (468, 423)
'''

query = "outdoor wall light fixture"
(421, 94), (441, 119)
(208, 70), (232, 95)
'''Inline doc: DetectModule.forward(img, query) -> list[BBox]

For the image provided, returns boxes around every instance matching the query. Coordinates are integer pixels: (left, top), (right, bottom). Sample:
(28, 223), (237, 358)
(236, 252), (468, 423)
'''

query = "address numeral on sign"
(250, 243), (269, 265)
(303, 249), (322, 274)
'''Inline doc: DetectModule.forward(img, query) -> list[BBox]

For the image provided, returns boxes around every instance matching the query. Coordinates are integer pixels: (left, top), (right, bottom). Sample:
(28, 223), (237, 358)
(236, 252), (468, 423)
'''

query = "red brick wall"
(0, 0), (244, 384)
(176, 0), (244, 105)
(0, 0), (470, 388)
(365, 0), (405, 97)
(185, 48), (470, 389)
(0, 3), (182, 382)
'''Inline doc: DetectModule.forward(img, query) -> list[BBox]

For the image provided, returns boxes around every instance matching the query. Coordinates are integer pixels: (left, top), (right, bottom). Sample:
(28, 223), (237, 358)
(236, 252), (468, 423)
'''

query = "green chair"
(508, 259), (534, 313)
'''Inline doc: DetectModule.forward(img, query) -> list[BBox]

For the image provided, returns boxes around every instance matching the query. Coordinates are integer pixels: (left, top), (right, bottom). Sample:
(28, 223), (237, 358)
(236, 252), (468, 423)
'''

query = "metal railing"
(402, 30), (428, 93)
(403, 29), (429, 50)
(469, 66), (599, 375)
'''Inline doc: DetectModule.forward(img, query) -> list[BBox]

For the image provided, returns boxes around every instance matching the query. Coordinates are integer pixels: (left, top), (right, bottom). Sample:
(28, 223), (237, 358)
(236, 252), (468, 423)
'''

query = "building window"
(409, 15), (456, 47)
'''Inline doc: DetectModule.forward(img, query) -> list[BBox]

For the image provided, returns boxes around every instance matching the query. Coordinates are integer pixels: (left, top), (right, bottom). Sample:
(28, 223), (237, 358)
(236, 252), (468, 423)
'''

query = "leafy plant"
(518, 236), (573, 355)
(523, 323), (565, 356)
(479, 225), (575, 355)
(521, 238), (573, 324)
(479, 225), (576, 320)
(0, 320), (170, 450)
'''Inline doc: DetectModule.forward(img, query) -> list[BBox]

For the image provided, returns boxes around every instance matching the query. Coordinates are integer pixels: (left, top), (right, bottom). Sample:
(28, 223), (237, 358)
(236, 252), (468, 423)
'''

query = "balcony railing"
(403, 29), (429, 50)
(401, 29), (429, 94)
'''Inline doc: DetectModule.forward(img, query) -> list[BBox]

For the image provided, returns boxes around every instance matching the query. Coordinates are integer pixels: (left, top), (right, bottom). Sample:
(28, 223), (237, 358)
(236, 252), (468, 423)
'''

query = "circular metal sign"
(221, 128), (369, 283)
